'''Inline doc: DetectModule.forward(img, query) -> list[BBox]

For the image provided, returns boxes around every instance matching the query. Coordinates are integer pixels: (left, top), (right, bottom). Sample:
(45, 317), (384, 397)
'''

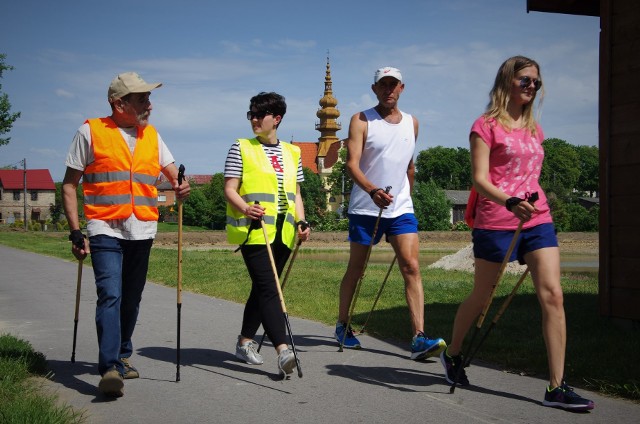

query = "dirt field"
(155, 230), (598, 255)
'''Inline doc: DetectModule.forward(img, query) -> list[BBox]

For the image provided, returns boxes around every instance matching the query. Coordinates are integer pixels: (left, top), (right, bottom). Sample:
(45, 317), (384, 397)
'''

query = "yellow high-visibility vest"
(226, 138), (300, 249)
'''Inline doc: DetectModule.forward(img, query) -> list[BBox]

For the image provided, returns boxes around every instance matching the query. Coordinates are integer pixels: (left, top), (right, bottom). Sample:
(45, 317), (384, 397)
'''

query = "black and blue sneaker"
(440, 349), (469, 386)
(335, 322), (361, 349)
(542, 382), (595, 411)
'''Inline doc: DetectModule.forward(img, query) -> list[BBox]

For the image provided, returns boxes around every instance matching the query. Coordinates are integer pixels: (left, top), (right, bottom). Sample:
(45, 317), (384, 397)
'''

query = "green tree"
(575, 145), (599, 197)
(415, 146), (470, 190)
(158, 205), (172, 223)
(456, 146), (472, 190)
(49, 182), (64, 223)
(540, 138), (580, 199)
(300, 167), (327, 227)
(201, 173), (226, 229)
(412, 180), (451, 230)
(0, 54), (21, 147)
(567, 202), (598, 232)
(547, 194), (570, 231)
(182, 187), (211, 227)
(325, 147), (352, 215)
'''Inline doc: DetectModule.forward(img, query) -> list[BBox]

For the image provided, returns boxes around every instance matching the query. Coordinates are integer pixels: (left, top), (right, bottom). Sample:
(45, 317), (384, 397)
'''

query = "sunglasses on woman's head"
(519, 76), (542, 91)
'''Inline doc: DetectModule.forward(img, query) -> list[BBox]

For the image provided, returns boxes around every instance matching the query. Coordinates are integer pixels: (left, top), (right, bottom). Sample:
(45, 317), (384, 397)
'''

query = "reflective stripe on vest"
(226, 138), (300, 249)
(83, 117), (161, 221)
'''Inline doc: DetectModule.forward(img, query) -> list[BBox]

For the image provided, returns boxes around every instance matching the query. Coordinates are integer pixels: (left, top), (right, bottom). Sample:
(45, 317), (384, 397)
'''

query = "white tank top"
(348, 107), (415, 218)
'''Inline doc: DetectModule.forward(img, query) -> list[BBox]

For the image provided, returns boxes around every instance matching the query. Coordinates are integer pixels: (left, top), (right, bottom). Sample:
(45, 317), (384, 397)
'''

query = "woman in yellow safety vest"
(223, 92), (310, 378)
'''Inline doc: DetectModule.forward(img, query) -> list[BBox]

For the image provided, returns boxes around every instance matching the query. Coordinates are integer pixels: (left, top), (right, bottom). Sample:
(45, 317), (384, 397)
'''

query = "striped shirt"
(224, 140), (304, 214)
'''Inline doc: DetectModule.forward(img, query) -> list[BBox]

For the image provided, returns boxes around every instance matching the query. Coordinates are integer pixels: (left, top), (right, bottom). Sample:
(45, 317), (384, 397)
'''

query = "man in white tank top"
(335, 67), (446, 360)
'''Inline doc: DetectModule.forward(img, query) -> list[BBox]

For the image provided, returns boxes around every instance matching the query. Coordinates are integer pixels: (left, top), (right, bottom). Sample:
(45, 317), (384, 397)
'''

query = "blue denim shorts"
(472, 223), (558, 264)
(348, 213), (418, 245)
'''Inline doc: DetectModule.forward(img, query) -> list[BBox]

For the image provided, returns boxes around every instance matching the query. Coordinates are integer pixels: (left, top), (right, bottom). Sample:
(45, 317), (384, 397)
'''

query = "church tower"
(315, 55), (341, 172)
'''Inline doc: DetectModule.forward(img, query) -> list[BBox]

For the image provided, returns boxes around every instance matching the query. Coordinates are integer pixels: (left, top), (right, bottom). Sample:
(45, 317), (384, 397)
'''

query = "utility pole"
(23, 158), (27, 230)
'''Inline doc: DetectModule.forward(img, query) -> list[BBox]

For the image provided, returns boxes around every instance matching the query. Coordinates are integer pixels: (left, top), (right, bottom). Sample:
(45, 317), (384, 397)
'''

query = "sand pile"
(428, 243), (528, 275)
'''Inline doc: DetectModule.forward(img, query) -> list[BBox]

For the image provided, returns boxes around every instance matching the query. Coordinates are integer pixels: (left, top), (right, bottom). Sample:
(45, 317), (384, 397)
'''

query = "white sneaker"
(235, 337), (264, 365)
(277, 348), (296, 377)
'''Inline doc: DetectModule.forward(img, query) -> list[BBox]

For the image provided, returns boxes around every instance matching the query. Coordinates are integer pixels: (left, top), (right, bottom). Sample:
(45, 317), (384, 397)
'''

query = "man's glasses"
(247, 110), (273, 120)
(519, 76), (542, 91)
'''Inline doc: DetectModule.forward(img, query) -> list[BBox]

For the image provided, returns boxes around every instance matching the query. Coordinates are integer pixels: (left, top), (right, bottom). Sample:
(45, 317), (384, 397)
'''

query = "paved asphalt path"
(1, 244), (638, 423)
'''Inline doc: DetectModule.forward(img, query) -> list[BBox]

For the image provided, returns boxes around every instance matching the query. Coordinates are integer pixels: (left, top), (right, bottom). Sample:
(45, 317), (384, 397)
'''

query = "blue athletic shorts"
(348, 213), (418, 245)
(472, 223), (558, 264)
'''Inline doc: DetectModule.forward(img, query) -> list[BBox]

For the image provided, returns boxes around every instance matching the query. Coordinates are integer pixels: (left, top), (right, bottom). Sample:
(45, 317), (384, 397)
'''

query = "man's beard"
(136, 113), (150, 127)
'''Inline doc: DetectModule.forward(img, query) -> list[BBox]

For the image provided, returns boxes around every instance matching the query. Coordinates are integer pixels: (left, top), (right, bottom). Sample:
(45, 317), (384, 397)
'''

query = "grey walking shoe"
(235, 337), (264, 365)
(277, 348), (296, 377)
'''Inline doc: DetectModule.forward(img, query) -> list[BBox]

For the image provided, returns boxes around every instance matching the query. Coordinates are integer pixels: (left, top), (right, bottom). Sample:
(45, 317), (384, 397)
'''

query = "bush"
(451, 220), (471, 231)
(412, 180), (451, 230)
(313, 211), (349, 231)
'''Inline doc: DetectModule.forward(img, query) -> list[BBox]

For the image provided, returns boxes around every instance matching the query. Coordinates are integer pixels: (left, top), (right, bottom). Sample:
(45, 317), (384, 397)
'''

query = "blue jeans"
(89, 235), (153, 376)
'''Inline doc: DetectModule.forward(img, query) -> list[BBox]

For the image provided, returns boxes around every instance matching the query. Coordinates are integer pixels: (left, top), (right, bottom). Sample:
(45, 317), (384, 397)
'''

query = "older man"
(62, 72), (190, 397)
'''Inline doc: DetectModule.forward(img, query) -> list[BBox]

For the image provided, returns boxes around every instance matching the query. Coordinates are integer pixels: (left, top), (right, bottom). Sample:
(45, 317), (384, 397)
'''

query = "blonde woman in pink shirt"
(440, 56), (594, 411)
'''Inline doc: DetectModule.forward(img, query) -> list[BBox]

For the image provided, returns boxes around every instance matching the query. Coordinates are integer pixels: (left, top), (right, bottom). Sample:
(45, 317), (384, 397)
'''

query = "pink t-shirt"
(470, 116), (553, 230)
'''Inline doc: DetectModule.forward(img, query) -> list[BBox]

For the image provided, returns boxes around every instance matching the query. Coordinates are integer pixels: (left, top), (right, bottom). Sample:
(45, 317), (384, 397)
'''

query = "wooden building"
(528, 0), (640, 322)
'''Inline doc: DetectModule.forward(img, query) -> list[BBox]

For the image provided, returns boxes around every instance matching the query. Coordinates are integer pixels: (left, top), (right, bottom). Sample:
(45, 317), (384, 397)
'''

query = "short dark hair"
(249, 92), (287, 121)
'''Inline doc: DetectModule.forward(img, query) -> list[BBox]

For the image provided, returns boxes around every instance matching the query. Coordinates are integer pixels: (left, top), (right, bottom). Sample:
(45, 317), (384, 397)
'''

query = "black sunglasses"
(519, 76), (542, 91)
(247, 110), (273, 120)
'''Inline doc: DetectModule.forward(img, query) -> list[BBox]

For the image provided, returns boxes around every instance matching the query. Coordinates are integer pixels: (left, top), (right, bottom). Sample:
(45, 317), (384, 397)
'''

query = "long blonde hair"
(485, 55), (544, 134)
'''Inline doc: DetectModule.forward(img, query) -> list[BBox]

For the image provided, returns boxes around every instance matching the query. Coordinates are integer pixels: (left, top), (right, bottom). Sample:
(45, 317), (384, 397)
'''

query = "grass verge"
(0, 333), (85, 423)
(0, 229), (638, 402)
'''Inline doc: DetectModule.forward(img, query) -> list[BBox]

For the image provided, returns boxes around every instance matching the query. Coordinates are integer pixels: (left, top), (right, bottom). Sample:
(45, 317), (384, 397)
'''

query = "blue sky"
(1, 0), (600, 182)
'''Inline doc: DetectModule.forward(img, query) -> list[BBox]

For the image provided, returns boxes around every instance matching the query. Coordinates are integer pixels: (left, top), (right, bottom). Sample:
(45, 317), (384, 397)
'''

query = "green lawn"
(0, 228), (638, 402)
(0, 333), (85, 423)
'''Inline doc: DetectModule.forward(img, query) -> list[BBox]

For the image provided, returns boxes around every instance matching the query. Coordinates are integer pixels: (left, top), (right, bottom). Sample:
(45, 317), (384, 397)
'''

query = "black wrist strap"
(369, 188), (383, 199)
(505, 197), (523, 212)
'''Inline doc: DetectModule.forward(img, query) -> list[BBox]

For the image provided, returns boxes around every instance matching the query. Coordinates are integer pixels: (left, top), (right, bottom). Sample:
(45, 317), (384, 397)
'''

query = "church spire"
(316, 54), (341, 158)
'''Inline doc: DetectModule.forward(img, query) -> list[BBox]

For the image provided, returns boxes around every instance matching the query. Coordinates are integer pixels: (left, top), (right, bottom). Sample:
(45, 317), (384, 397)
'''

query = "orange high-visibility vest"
(83, 117), (161, 221)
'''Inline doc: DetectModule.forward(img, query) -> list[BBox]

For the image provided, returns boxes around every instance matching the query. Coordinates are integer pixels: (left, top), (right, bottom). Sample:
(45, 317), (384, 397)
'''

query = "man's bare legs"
(336, 231), (445, 356)
(388, 233), (423, 336)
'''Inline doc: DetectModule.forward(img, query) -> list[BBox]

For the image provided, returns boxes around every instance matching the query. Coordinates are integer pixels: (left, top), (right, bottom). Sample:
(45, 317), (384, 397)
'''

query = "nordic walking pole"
(258, 220), (309, 352)
(339, 186), (391, 352)
(451, 192), (538, 393)
(71, 258), (83, 363)
(176, 164), (185, 382)
(280, 220), (309, 292)
(259, 215), (303, 378)
(359, 255), (396, 334)
(464, 267), (530, 367)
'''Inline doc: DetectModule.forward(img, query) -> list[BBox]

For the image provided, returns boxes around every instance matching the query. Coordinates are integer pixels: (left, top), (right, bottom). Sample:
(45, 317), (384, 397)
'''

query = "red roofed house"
(0, 169), (56, 223)
(156, 174), (214, 208)
(293, 141), (319, 174)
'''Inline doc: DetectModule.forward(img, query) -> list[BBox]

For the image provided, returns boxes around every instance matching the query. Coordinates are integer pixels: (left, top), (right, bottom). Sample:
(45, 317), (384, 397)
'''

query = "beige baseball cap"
(108, 72), (162, 101)
(374, 66), (403, 83)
